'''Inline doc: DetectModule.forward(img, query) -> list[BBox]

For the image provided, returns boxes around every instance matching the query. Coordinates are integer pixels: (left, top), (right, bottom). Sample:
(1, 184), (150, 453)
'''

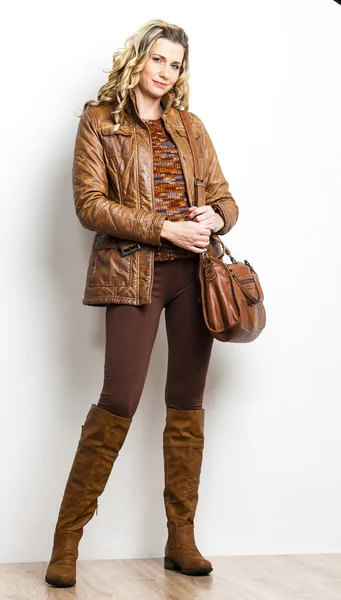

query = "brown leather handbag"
(179, 110), (266, 342)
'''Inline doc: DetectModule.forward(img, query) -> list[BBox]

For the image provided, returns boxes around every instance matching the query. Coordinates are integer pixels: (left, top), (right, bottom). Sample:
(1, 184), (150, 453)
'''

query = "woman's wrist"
(214, 213), (225, 233)
(211, 206), (225, 233)
(161, 219), (173, 240)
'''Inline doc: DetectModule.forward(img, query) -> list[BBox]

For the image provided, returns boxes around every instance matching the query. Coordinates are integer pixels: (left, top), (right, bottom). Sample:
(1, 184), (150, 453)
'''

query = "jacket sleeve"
(72, 108), (167, 245)
(197, 116), (239, 235)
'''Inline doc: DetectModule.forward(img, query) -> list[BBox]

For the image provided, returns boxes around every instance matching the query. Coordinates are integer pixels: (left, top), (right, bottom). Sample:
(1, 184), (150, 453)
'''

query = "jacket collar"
(124, 87), (175, 121)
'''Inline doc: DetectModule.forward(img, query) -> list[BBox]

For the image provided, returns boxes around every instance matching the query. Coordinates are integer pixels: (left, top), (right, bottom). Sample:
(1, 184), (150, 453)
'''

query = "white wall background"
(1, 0), (341, 563)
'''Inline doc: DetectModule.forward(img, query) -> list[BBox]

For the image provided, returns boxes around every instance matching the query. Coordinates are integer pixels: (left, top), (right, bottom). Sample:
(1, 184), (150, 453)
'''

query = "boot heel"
(164, 557), (178, 570)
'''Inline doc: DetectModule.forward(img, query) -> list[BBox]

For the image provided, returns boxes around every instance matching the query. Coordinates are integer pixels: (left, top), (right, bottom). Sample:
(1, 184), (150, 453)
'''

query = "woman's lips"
(153, 80), (167, 88)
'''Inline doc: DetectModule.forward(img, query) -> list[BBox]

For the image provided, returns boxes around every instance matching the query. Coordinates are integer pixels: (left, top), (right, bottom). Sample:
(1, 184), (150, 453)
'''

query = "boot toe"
(164, 554), (213, 575)
(45, 562), (76, 588)
(45, 576), (76, 588)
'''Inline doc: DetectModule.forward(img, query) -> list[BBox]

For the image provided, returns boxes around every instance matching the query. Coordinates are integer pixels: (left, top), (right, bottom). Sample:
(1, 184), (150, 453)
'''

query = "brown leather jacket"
(72, 87), (239, 306)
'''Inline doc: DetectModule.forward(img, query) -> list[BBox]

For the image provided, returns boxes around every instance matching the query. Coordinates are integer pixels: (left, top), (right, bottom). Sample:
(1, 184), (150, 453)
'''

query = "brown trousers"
(97, 258), (214, 419)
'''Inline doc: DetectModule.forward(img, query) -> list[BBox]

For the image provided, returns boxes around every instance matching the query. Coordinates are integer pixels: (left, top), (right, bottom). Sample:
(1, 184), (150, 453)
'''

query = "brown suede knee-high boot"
(45, 403), (132, 588)
(163, 407), (213, 576)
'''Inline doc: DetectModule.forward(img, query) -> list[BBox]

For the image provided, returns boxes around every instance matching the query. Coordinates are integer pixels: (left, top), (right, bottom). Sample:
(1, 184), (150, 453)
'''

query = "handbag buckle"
(194, 178), (205, 187)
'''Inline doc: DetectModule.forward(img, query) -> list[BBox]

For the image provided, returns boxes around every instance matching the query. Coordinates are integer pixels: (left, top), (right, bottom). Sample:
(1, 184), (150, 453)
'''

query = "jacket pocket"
(86, 245), (134, 287)
(173, 124), (202, 140)
(100, 124), (133, 159)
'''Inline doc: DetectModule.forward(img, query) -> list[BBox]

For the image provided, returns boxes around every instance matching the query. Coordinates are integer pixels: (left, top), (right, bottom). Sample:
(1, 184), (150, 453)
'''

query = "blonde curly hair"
(78, 19), (190, 132)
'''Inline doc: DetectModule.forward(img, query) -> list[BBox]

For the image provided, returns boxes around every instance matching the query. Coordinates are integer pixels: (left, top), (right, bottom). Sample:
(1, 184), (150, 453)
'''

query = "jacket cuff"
(142, 212), (168, 246)
(211, 203), (228, 235)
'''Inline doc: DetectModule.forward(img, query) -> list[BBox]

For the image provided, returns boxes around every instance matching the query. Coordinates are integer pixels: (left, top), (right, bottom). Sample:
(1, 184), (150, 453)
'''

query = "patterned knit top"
(143, 116), (198, 262)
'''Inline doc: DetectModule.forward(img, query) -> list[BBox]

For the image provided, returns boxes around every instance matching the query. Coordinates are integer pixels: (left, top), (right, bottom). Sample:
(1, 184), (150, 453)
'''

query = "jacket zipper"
(146, 126), (155, 212)
(141, 121), (155, 304)
(179, 153), (193, 207)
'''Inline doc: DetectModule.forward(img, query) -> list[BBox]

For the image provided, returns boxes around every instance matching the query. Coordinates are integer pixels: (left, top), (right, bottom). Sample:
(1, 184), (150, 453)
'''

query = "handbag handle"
(229, 268), (264, 304)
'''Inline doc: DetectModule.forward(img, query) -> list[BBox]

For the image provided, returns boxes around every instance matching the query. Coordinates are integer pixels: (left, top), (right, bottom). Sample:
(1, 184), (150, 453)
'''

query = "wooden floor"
(0, 554), (340, 599)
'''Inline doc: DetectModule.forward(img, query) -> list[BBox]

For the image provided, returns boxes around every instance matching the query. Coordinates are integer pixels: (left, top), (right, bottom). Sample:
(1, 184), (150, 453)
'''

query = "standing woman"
(45, 18), (239, 588)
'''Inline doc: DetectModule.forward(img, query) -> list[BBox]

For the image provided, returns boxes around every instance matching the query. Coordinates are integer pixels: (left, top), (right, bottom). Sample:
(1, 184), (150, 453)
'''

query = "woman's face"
(137, 37), (184, 98)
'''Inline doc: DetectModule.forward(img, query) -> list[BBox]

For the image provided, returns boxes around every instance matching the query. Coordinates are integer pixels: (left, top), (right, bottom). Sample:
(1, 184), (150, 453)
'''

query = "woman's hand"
(161, 220), (212, 253)
(160, 206), (224, 253)
(188, 205), (224, 233)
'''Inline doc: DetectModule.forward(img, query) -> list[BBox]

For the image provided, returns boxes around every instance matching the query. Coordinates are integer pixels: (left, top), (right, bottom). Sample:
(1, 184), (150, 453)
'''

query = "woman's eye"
(152, 57), (179, 69)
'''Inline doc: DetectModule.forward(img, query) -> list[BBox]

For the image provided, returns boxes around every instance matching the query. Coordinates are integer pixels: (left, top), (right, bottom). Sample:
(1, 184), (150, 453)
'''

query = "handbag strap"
(179, 111), (206, 208)
(179, 110), (229, 255)
(180, 111), (263, 304)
